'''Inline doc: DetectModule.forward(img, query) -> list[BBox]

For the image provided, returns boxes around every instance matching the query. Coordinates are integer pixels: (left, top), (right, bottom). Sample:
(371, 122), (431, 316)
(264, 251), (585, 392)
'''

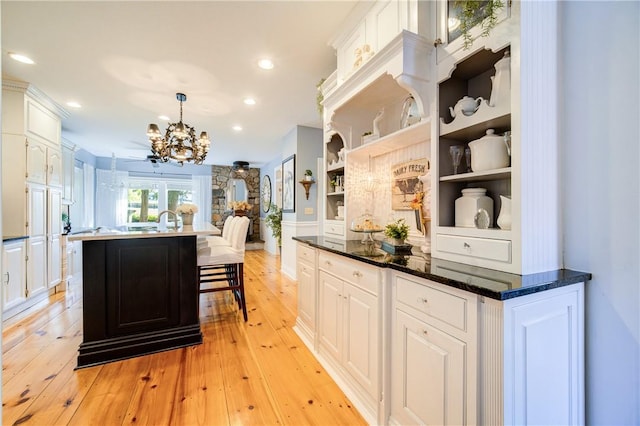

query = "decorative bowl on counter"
(468, 129), (511, 172)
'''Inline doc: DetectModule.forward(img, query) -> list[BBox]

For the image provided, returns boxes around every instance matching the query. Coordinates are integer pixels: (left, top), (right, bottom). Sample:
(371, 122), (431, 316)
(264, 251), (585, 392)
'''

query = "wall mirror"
(227, 178), (248, 204)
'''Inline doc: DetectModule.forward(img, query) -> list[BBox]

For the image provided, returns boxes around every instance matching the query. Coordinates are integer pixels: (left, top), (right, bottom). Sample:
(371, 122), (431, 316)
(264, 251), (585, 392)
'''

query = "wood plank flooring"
(2, 250), (367, 426)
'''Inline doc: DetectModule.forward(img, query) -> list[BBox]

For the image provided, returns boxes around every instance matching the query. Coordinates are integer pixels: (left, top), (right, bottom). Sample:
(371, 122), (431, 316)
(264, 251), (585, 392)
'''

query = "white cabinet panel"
(27, 140), (47, 185)
(319, 270), (343, 360)
(27, 236), (47, 297)
(47, 148), (62, 187)
(392, 309), (466, 426)
(3, 241), (27, 311)
(61, 143), (75, 204)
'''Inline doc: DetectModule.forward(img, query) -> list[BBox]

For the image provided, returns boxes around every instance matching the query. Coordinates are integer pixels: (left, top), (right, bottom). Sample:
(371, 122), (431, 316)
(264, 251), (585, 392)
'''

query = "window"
(126, 177), (193, 228)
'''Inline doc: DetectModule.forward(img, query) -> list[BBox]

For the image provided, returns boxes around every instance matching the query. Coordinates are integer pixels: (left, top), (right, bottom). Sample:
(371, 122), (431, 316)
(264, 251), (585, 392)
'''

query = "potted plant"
(304, 169), (314, 181)
(265, 203), (282, 247)
(453, 0), (504, 49)
(384, 218), (409, 246)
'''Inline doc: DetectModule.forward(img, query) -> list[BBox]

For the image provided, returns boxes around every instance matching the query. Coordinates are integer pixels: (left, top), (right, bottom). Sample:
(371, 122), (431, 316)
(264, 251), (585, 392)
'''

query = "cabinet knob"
(4, 272), (9, 285)
(418, 297), (428, 304)
(422, 329), (428, 336)
(352, 271), (363, 278)
(325, 260), (331, 266)
(433, 38), (443, 47)
(463, 242), (471, 248)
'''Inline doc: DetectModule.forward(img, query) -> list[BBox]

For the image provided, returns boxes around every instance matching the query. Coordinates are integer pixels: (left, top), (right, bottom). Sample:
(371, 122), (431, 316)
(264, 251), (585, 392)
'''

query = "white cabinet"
(317, 251), (380, 418)
(27, 184), (48, 298)
(390, 273), (477, 425)
(47, 188), (62, 288)
(27, 139), (62, 187)
(2, 240), (27, 311)
(295, 243), (316, 345)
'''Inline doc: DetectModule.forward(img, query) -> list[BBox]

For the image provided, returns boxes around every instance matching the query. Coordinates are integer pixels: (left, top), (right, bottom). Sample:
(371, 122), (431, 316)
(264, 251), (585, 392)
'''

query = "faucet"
(157, 210), (178, 229)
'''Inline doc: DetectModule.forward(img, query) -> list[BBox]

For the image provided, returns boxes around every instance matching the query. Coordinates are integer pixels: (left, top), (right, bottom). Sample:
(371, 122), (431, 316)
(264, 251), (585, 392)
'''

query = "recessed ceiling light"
(243, 98), (256, 106)
(232, 125), (243, 131)
(66, 101), (82, 108)
(258, 59), (274, 70)
(158, 115), (170, 121)
(9, 52), (35, 65)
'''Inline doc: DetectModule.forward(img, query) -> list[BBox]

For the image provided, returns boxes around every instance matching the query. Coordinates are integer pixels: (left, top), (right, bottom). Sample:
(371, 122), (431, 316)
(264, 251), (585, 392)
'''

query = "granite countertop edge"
(3, 235), (30, 243)
(294, 236), (591, 301)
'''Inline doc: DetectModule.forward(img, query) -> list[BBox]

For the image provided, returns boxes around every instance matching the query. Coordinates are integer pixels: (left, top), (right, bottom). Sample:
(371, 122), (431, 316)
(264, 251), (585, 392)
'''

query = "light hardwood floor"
(2, 250), (367, 426)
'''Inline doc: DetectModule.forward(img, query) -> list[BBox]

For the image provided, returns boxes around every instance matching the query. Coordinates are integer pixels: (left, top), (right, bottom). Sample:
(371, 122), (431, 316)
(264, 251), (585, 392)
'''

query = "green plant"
(61, 212), (69, 224)
(305, 169), (313, 177)
(453, 0), (504, 49)
(384, 218), (409, 241)
(265, 203), (282, 246)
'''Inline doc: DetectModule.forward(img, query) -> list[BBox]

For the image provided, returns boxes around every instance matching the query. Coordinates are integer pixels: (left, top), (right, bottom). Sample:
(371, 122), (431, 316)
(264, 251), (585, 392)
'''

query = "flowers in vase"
(229, 201), (251, 211)
(176, 203), (198, 215)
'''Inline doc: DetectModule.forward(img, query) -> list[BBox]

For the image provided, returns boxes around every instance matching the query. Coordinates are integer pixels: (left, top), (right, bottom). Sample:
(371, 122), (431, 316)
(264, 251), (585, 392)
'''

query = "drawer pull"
(325, 260), (332, 266)
(463, 242), (471, 248)
(352, 271), (363, 278)
(417, 297), (428, 304)
(422, 329), (428, 336)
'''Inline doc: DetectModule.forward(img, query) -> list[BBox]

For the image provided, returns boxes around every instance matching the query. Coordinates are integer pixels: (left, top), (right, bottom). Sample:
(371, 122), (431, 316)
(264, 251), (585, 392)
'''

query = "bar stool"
(197, 216), (250, 321)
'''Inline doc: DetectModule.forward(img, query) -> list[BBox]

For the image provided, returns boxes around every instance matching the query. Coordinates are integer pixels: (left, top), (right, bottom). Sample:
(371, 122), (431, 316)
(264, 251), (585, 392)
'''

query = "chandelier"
(146, 93), (211, 165)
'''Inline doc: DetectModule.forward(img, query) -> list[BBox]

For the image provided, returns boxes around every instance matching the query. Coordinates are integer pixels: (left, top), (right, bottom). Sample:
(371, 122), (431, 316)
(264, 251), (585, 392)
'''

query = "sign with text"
(391, 158), (429, 210)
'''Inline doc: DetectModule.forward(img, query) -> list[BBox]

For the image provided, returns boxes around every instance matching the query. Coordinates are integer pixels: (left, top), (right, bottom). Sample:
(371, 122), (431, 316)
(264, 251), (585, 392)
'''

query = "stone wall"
(211, 165), (261, 240)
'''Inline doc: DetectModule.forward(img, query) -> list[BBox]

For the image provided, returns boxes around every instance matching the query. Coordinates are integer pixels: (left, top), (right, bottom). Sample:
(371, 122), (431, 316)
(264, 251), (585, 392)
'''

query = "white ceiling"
(1, 1), (360, 167)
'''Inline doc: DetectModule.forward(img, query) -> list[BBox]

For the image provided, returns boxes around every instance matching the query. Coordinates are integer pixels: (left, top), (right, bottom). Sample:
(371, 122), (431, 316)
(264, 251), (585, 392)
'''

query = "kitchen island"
(69, 224), (220, 368)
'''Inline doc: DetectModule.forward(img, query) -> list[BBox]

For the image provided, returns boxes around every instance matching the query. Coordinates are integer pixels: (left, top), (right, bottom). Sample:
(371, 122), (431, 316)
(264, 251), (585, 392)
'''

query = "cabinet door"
(26, 140), (47, 184)
(392, 309), (467, 426)
(27, 185), (48, 297)
(47, 148), (63, 187)
(297, 260), (316, 331)
(318, 270), (343, 360)
(48, 233), (61, 288)
(343, 281), (378, 398)
(3, 241), (27, 311)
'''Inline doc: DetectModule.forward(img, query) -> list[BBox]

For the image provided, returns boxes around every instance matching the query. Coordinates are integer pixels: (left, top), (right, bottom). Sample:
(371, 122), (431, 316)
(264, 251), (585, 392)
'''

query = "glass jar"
(351, 212), (382, 232)
(455, 188), (493, 228)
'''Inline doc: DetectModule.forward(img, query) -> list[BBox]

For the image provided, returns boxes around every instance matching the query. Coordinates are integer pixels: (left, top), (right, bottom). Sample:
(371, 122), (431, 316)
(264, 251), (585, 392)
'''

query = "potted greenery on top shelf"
(453, 0), (505, 49)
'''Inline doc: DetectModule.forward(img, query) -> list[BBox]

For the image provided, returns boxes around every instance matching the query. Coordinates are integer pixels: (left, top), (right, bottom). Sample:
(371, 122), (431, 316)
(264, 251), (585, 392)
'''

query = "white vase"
(455, 188), (493, 228)
(497, 195), (512, 230)
(181, 213), (194, 226)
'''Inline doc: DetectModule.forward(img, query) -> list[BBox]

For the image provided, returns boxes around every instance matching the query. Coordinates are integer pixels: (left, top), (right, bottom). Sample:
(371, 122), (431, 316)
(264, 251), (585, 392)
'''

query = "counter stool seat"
(197, 216), (250, 321)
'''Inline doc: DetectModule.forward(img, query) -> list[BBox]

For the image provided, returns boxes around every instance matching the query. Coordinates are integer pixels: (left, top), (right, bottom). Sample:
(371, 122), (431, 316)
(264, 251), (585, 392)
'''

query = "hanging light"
(232, 160), (250, 173)
(147, 93), (211, 165)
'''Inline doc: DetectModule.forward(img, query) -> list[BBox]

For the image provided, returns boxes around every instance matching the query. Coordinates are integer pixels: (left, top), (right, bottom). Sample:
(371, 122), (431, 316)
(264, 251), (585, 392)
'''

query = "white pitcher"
(489, 51), (511, 108)
(497, 195), (512, 230)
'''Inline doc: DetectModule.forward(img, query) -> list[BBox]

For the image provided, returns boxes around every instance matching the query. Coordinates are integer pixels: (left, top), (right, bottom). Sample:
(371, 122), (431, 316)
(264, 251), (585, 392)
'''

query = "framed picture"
(391, 158), (429, 210)
(282, 154), (295, 212)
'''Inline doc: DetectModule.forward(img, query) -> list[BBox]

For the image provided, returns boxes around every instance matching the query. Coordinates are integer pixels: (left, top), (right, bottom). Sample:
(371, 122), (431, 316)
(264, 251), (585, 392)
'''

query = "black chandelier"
(146, 93), (211, 165)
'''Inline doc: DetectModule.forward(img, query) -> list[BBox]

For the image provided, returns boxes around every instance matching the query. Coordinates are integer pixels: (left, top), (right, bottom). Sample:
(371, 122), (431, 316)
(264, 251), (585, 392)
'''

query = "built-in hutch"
(296, 1), (583, 425)
(2, 79), (69, 318)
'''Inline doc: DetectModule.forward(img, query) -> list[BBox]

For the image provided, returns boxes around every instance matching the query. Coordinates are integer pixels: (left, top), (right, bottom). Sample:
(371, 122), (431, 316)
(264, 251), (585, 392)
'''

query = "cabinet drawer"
(325, 222), (344, 236)
(297, 243), (316, 266)
(437, 234), (511, 263)
(318, 252), (378, 295)
(395, 275), (468, 332)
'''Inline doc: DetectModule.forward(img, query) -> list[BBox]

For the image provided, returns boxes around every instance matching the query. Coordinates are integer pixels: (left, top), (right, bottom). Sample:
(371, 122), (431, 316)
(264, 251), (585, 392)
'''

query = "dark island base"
(76, 324), (203, 369)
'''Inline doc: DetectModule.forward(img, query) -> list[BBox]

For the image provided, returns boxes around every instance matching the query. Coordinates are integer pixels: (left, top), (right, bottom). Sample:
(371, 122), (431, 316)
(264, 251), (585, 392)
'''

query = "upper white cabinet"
(27, 139), (62, 187)
(432, 1), (562, 274)
(321, 29), (433, 239)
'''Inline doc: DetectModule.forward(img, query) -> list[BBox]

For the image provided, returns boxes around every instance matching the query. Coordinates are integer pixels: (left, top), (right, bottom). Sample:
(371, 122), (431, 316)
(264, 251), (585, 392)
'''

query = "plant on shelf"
(453, 0), (504, 49)
(264, 203), (282, 246)
(384, 218), (409, 244)
(304, 169), (314, 181)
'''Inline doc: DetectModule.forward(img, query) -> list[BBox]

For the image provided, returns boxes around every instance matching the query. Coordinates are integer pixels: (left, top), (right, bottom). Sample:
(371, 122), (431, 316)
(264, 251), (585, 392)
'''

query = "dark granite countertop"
(294, 236), (591, 301)
(3, 235), (29, 243)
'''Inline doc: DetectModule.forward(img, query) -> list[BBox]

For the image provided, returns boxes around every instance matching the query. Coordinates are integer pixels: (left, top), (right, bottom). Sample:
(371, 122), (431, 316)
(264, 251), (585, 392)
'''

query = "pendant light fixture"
(147, 93), (211, 165)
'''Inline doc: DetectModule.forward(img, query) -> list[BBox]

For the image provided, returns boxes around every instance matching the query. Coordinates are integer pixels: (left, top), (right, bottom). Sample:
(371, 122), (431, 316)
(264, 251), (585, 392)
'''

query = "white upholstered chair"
(197, 216), (250, 321)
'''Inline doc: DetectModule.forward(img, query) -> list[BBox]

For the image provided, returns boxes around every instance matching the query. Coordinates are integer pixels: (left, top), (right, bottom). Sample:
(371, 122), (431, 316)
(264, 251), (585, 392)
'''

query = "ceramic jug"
(497, 195), (512, 230)
(489, 51), (511, 108)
